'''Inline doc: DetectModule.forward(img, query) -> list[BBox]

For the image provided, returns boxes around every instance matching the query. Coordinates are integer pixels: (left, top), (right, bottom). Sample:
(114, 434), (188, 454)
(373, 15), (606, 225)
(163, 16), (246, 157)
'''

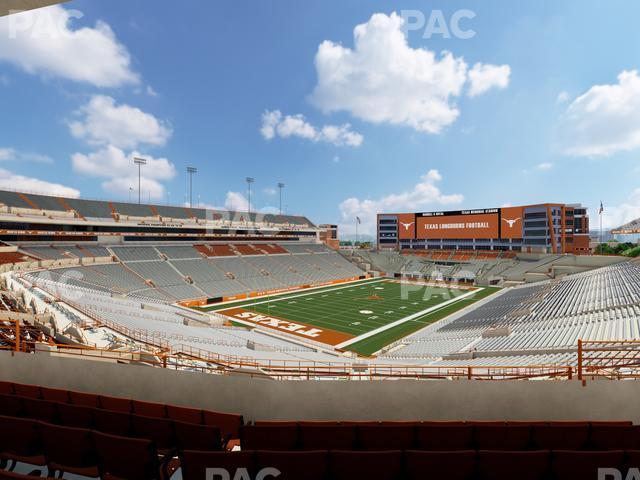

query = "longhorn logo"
(502, 217), (521, 228)
(400, 222), (415, 231)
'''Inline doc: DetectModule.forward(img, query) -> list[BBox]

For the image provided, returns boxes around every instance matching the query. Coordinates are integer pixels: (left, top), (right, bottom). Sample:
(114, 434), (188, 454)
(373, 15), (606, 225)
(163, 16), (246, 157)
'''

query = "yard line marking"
(226, 278), (386, 308)
(334, 288), (482, 349)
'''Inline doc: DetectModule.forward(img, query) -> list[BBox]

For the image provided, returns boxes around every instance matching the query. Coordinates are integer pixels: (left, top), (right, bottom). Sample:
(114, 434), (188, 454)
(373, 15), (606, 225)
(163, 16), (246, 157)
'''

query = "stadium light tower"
(133, 157), (147, 204)
(187, 167), (197, 208)
(246, 177), (255, 219)
(278, 182), (285, 215)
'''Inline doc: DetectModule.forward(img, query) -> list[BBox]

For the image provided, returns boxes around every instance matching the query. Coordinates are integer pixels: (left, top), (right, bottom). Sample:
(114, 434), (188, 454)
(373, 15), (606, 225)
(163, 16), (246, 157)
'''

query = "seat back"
(477, 450), (550, 480)
(180, 450), (255, 480)
(405, 450), (476, 480)
(300, 425), (356, 451)
(241, 425), (299, 451)
(93, 431), (160, 480)
(552, 450), (625, 480)
(39, 422), (98, 473)
(329, 450), (403, 480)
(256, 450), (327, 480)
(174, 421), (222, 451)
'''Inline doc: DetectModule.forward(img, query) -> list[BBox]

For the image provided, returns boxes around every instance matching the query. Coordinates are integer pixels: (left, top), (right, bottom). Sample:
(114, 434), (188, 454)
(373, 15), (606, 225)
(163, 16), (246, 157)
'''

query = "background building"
(378, 203), (590, 254)
(318, 224), (339, 250)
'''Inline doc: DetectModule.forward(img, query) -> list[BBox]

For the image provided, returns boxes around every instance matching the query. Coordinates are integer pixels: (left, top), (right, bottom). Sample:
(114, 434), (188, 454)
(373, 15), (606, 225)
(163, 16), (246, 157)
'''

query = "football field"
(204, 279), (499, 356)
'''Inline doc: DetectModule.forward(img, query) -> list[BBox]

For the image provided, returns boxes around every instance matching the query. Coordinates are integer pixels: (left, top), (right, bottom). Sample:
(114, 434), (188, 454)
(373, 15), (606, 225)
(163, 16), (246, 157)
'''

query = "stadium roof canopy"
(1, 0), (68, 16)
(611, 217), (640, 235)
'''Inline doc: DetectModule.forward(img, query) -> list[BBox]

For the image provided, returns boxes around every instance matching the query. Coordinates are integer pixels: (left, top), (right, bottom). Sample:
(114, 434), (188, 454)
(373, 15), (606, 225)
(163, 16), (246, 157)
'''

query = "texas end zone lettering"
(234, 311), (323, 338)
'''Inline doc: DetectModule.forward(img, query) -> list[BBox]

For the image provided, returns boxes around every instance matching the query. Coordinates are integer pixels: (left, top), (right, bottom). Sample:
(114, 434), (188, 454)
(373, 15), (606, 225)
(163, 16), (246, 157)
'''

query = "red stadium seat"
(474, 425), (532, 450)
(12, 383), (41, 399)
(552, 450), (624, 480)
(40, 387), (70, 404)
(242, 425), (299, 451)
(92, 409), (132, 437)
(0, 382), (13, 395)
(22, 398), (58, 423)
(416, 424), (474, 450)
(0, 394), (23, 417)
(590, 425), (640, 450)
(329, 450), (403, 480)
(68, 391), (99, 408)
(39, 422), (99, 477)
(531, 425), (589, 450)
(180, 450), (255, 480)
(477, 450), (550, 480)
(57, 403), (93, 429)
(174, 421), (222, 451)
(357, 424), (416, 450)
(404, 450), (476, 480)
(99, 395), (132, 413)
(202, 410), (244, 439)
(300, 425), (356, 451)
(166, 404), (203, 425)
(133, 400), (167, 419)
(93, 431), (166, 480)
(0, 416), (45, 468)
(256, 450), (328, 480)
(130, 415), (176, 453)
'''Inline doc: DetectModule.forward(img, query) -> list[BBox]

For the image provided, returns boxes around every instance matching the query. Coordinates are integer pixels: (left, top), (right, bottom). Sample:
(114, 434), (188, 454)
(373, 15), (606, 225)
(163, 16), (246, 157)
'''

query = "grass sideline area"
(203, 278), (500, 356)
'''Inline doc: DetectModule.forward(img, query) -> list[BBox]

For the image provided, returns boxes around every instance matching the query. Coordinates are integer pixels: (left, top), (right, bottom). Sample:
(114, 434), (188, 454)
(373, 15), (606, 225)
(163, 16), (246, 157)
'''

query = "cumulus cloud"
(601, 191), (640, 229)
(559, 70), (640, 157)
(338, 169), (463, 235)
(0, 168), (79, 197)
(467, 63), (511, 97)
(224, 191), (250, 212)
(0, 6), (139, 87)
(310, 12), (510, 134)
(69, 95), (172, 149)
(71, 145), (176, 200)
(260, 110), (363, 147)
(0, 147), (53, 163)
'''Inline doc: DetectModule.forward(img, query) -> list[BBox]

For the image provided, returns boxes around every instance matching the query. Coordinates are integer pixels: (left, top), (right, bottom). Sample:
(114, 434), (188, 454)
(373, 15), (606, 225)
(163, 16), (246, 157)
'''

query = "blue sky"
(1, 0), (640, 236)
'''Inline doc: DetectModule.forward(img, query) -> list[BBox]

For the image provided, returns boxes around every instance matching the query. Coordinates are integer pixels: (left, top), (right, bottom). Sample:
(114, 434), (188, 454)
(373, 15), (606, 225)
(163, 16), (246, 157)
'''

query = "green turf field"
(203, 279), (499, 356)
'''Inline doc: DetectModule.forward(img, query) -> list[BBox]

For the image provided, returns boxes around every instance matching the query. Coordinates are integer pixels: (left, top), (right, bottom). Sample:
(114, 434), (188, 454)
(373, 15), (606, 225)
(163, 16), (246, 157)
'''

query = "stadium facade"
(377, 203), (590, 254)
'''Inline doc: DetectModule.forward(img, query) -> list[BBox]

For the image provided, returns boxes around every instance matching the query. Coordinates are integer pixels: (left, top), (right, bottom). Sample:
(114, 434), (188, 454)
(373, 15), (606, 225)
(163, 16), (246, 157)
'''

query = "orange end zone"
(219, 307), (355, 346)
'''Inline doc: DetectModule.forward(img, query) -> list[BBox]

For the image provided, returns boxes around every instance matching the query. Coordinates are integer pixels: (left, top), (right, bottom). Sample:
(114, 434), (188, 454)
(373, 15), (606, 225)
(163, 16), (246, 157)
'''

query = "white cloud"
(0, 147), (53, 163)
(601, 191), (640, 229)
(467, 63), (511, 97)
(559, 70), (640, 157)
(310, 12), (509, 134)
(260, 110), (363, 147)
(69, 95), (172, 149)
(72, 145), (175, 180)
(0, 6), (139, 87)
(102, 176), (166, 201)
(263, 187), (277, 195)
(338, 169), (463, 235)
(557, 91), (570, 103)
(71, 145), (176, 200)
(0, 168), (79, 197)
(536, 162), (553, 171)
(333, 155), (340, 163)
(224, 191), (250, 212)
